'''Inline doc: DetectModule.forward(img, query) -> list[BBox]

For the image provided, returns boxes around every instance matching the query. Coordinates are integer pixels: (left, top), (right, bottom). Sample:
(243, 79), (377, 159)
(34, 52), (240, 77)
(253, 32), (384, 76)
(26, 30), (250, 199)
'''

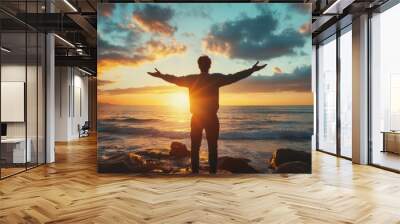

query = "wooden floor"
(1, 135), (400, 224)
(372, 151), (400, 171)
(1, 167), (26, 178)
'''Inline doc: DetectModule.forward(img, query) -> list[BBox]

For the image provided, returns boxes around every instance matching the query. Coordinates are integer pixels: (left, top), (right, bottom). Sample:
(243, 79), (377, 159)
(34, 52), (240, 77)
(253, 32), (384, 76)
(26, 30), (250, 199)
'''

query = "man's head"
(198, 55), (211, 74)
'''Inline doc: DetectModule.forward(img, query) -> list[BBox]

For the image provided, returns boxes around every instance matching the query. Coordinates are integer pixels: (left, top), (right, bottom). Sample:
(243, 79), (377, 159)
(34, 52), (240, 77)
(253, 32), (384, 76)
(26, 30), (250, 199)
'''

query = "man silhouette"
(147, 56), (267, 174)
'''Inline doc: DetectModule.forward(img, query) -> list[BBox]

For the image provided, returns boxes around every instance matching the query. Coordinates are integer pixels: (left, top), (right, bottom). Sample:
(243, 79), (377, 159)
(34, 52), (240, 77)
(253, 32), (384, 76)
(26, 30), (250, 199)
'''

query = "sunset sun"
(168, 92), (189, 109)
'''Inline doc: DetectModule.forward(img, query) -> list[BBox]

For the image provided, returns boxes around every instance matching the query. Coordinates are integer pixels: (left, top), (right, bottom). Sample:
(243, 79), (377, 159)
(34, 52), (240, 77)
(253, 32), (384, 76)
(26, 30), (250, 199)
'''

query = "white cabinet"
(1, 138), (32, 163)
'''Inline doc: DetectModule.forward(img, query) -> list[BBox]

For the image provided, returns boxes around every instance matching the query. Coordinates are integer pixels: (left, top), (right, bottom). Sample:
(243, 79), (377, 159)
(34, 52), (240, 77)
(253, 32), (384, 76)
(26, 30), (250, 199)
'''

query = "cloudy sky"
(98, 3), (312, 106)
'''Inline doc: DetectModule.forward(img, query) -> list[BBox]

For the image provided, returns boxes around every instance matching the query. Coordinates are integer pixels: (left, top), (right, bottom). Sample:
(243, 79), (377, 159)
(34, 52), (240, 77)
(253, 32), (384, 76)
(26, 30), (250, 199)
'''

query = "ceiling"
(0, 0), (97, 74)
(1, 0), (395, 74)
(311, 0), (390, 43)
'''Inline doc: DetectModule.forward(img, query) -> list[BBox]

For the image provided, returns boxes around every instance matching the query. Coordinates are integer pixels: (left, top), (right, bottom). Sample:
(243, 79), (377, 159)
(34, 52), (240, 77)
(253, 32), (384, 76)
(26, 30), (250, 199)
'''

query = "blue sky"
(98, 3), (312, 106)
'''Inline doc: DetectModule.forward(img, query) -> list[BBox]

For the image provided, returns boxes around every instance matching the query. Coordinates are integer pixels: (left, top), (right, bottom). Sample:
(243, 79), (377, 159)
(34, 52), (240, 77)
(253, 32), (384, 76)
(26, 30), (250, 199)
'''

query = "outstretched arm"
(147, 68), (190, 87)
(217, 61), (267, 86)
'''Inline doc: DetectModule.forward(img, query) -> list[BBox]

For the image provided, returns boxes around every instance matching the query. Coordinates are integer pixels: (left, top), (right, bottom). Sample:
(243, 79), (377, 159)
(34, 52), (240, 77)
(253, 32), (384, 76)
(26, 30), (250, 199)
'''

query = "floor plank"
(1, 135), (400, 223)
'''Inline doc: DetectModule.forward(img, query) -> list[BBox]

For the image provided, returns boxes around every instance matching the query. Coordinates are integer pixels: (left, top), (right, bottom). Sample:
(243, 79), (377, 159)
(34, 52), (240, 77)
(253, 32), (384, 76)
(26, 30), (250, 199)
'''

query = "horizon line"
(98, 103), (313, 107)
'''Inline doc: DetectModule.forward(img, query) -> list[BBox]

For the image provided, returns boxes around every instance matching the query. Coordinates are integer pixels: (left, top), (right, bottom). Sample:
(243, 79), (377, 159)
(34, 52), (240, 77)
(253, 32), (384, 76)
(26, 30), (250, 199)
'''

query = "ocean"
(97, 105), (313, 173)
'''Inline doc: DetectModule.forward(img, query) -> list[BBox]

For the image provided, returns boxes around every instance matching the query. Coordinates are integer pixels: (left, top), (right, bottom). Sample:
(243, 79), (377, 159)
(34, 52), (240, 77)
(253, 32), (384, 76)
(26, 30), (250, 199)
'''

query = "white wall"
(55, 67), (89, 141)
(55, 66), (70, 141)
(72, 73), (89, 138)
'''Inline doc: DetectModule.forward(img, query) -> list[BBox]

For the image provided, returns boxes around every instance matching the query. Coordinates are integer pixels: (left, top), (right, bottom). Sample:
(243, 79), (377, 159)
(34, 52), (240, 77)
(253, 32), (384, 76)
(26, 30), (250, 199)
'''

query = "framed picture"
(97, 3), (313, 174)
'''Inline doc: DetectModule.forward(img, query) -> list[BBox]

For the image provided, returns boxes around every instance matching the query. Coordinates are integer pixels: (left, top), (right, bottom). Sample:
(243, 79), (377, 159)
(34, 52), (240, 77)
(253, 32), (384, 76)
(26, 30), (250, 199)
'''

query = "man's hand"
(147, 68), (163, 78)
(251, 61), (267, 72)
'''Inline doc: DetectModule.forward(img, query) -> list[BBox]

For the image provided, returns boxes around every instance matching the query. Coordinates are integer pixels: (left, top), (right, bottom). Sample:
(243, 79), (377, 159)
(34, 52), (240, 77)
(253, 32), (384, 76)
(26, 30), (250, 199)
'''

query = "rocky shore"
(98, 142), (311, 174)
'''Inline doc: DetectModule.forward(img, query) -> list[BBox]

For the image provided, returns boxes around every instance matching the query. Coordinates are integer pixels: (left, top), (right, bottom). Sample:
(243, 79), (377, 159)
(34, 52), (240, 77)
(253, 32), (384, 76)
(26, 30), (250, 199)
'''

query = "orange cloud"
(98, 79), (116, 87)
(98, 40), (186, 72)
(273, 67), (283, 74)
(99, 85), (178, 95)
(131, 5), (176, 36)
(133, 14), (176, 36)
(136, 39), (186, 57)
(98, 56), (147, 73)
(99, 4), (115, 17)
(299, 22), (311, 34)
(202, 35), (232, 57)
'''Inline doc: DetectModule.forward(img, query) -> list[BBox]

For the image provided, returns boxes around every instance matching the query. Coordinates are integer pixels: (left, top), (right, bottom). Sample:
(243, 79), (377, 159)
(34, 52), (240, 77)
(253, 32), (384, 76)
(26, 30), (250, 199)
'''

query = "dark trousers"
(190, 114), (219, 174)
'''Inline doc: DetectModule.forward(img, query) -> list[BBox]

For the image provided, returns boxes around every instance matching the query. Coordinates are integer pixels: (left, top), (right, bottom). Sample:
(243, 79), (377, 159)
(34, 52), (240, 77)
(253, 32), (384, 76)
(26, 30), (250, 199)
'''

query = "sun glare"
(168, 92), (190, 109)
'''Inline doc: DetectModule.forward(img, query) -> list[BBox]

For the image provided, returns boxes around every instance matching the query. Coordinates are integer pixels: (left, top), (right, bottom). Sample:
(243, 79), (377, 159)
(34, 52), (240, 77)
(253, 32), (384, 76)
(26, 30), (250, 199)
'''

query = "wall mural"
(97, 3), (313, 174)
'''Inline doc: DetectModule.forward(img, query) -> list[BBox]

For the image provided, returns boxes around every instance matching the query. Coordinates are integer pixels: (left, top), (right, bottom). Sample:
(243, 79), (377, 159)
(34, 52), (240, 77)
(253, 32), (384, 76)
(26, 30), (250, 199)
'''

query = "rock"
(98, 152), (147, 173)
(170, 142), (190, 158)
(276, 161), (311, 173)
(99, 146), (192, 174)
(269, 148), (311, 169)
(136, 148), (170, 160)
(218, 156), (258, 173)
